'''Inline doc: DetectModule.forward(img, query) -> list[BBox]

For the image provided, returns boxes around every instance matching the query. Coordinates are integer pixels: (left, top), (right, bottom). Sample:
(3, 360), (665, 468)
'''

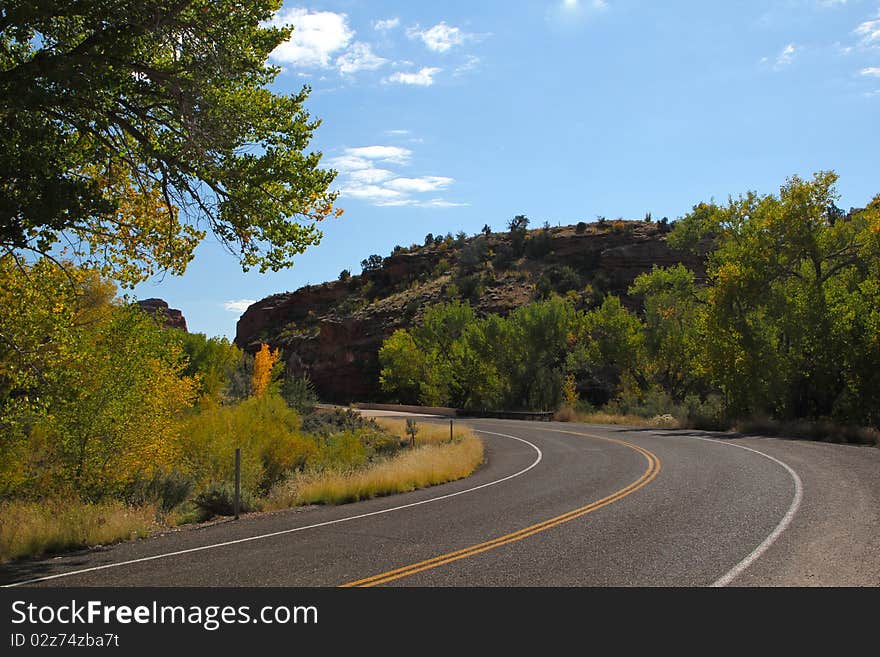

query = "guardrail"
(348, 403), (555, 422)
(454, 410), (554, 422)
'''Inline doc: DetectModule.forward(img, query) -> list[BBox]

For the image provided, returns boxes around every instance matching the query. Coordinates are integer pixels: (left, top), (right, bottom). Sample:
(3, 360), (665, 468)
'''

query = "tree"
(361, 254), (383, 272)
(178, 332), (244, 403)
(1, 0), (340, 286)
(379, 329), (425, 405)
(570, 295), (644, 404)
(508, 215), (529, 257)
(481, 224), (492, 235)
(338, 269), (351, 282)
(629, 265), (706, 401)
(671, 171), (880, 421)
(508, 215), (529, 232)
(0, 260), (197, 498)
(252, 343), (280, 397)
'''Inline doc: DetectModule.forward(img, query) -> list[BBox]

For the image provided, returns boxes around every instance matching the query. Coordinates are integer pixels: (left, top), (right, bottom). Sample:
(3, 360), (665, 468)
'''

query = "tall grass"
(0, 499), (155, 563)
(267, 425), (483, 507)
(554, 407), (681, 428)
(373, 418), (470, 446)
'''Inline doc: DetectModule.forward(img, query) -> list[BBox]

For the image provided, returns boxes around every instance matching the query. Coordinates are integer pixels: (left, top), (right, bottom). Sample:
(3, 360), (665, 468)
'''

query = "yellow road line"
(341, 430), (661, 587)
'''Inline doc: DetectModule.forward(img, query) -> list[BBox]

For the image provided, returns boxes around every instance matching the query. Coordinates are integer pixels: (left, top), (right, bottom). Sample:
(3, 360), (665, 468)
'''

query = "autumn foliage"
(252, 343), (280, 397)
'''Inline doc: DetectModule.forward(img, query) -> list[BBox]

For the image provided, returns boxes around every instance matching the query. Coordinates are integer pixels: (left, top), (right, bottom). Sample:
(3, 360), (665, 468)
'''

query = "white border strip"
(690, 437), (804, 587)
(3, 430), (541, 587)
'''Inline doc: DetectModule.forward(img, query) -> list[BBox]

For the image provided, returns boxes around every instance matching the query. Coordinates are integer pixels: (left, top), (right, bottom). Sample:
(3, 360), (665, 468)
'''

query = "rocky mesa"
(234, 220), (704, 403)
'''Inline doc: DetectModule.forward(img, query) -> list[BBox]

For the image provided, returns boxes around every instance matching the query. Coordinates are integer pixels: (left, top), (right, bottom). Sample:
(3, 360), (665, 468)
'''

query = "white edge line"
(3, 430), (542, 587)
(688, 436), (804, 587)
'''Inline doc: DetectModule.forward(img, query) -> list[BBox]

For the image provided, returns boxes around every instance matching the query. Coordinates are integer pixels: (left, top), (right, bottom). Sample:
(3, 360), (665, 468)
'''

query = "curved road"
(2, 419), (879, 587)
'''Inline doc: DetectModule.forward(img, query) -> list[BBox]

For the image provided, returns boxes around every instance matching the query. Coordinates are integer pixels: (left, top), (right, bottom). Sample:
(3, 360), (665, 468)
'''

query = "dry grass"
(374, 418), (471, 446)
(554, 407), (683, 428)
(0, 499), (156, 563)
(267, 424), (483, 508)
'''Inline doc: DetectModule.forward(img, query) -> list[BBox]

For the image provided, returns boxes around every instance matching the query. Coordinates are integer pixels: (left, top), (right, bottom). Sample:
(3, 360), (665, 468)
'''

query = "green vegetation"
(267, 420), (482, 507)
(0, 0), (487, 564)
(0, 259), (484, 561)
(380, 172), (880, 439)
(1, 0), (340, 286)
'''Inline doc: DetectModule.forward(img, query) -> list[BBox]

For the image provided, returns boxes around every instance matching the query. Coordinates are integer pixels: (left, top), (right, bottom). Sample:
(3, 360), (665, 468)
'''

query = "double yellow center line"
(341, 429), (661, 587)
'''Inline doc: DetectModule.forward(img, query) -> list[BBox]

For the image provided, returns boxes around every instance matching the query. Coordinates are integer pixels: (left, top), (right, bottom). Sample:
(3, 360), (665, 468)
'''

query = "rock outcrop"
(235, 220), (704, 403)
(136, 298), (188, 332)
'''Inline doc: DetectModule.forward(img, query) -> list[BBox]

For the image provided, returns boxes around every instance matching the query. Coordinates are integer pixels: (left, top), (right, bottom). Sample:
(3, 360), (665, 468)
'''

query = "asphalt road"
(3, 419), (879, 587)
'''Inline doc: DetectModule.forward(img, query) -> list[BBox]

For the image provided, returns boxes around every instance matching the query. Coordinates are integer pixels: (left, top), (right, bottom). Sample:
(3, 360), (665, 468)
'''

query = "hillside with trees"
(378, 173), (880, 433)
(235, 216), (701, 401)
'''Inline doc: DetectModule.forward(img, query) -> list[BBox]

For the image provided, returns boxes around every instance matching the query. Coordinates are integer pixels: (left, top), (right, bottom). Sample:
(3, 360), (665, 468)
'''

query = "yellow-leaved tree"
(252, 343), (280, 397)
(0, 258), (198, 498)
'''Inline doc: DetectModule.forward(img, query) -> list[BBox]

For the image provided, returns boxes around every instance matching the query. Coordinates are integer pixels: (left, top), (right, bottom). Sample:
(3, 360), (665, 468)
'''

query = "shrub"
(302, 408), (378, 437)
(456, 273), (484, 300)
(281, 374), (319, 414)
(125, 470), (194, 513)
(524, 230), (552, 259)
(575, 221), (588, 234)
(192, 482), (256, 520)
(308, 432), (368, 474)
(179, 395), (315, 497)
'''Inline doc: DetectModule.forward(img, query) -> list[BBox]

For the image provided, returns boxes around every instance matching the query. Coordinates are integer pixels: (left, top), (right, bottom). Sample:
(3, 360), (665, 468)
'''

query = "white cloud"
(408, 22), (469, 53)
(374, 17), (400, 31)
(454, 55), (481, 76)
(349, 168), (395, 184)
(385, 176), (454, 193)
(343, 185), (407, 202)
(345, 145), (412, 163)
(383, 67), (442, 86)
(269, 9), (354, 68)
(775, 43), (798, 68)
(224, 299), (256, 313)
(562, 0), (608, 11)
(332, 145), (463, 208)
(856, 18), (880, 46)
(861, 67), (880, 76)
(327, 154), (372, 171)
(377, 198), (469, 208)
(385, 129), (410, 136)
(336, 42), (387, 75)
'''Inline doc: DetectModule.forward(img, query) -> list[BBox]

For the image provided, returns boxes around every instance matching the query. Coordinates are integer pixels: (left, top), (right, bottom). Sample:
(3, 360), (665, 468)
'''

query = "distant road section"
(3, 418), (879, 587)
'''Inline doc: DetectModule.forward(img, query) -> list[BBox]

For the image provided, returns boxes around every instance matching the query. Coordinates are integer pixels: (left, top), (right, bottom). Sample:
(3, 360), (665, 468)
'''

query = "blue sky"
(131, 0), (880, 339)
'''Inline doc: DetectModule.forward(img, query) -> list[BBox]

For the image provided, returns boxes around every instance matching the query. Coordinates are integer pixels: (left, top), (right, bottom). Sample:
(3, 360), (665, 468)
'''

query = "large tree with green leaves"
(1, 0), (339, 286)
(672, 171), (880, 422)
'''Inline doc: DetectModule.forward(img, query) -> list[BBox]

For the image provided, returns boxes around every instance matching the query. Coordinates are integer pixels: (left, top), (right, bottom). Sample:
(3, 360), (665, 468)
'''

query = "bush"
(125, 470), (194, 513)
(281, 374), (318, 414)
(308, 432), (369, 474)
(192, 482), (256, 520)
(524, 230), (552, 259)
(179, 395), (315, 497)
(456, 273), (484, 300)
(302, 408), (378, 437)
(575, 221), (588, 234)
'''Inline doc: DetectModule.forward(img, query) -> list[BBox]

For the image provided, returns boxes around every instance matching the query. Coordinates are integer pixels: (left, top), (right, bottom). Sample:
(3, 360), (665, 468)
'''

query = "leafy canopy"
(1, 0), (340, 286)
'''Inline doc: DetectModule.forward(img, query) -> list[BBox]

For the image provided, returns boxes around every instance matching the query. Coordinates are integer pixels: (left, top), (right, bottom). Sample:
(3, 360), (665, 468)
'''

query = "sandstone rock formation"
(136, 298), (188, 332)
(235, 220), (704, 403)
